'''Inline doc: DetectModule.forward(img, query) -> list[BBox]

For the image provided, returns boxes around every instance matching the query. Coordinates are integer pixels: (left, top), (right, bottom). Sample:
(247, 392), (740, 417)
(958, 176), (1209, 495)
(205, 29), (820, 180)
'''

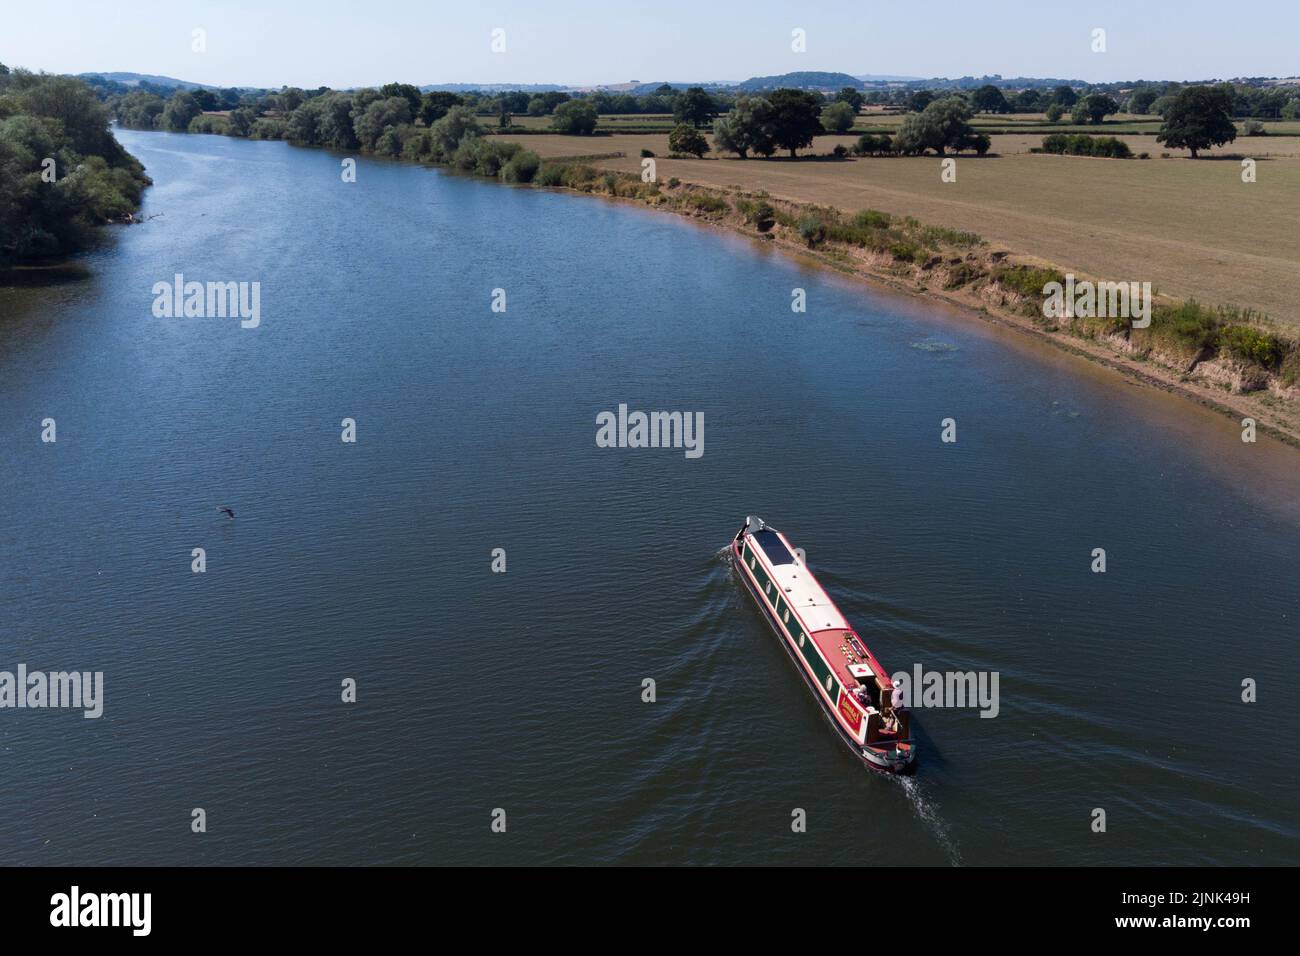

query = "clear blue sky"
(1, 0), (1293, 88)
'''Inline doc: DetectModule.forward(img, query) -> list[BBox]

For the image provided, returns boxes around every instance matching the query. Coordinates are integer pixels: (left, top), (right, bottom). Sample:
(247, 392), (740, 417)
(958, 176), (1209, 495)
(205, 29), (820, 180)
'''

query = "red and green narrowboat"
(732, 516), (915, 772)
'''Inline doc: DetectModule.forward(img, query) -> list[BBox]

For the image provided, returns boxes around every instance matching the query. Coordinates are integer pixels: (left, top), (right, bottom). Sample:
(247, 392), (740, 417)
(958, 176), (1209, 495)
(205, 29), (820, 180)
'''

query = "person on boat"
(878, 689), (898, 732)
(891, 678), (904, 710)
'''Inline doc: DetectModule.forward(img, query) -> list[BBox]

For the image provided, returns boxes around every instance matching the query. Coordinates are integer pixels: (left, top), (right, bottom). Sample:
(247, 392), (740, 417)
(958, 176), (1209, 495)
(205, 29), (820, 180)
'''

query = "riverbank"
(508, 160), (1300, 447)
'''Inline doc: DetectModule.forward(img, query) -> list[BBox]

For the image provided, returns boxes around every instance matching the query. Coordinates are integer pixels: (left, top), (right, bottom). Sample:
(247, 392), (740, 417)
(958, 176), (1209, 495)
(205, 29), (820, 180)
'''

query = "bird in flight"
(217, 506), (235, 519)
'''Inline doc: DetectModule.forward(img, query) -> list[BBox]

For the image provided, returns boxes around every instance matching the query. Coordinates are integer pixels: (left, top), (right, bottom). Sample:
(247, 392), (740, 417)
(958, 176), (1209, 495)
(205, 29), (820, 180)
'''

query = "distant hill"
(908, 75), (1087, 90)
(735, 71), (864, 92)
(78, 71), (204, 90)
(623, 81), (739, 94)
(419, 83), (567, 93)
(854, 73), (924, 83)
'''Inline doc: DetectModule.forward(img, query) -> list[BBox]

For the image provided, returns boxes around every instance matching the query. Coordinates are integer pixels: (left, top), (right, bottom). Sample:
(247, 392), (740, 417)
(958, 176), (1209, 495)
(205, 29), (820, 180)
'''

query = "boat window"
(753, 530), (795, 565)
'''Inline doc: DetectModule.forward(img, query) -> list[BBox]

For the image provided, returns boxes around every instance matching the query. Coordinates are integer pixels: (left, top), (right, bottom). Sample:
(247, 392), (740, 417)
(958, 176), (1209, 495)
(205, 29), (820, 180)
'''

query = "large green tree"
(893, 96), (977, 155)
(1156, 86), (1237, 158)
(379, 82), (422, 118)
(227, 107), (255, 137)
(550, 99), (598, 135)
(1071, 93), (1119, 125)
(820, 100), (856, 133)
(668, 123), (709, 158)
(673, 87), (716, 128)
(428, 106), (483, 159)
(114, 90), (165, 129)
(418, 91), (462, 126)
(971, 84), (1010, 113)
(17, 75), (124, 156)
(274, 87), (306, 113)
(317, 93), (358, 148)
(767, 89), (823, 157)
(284, 96), (327, 144)
(351, 96), (411, 151)
(159, 91), (202, 132)
(712, 96), (775, 158)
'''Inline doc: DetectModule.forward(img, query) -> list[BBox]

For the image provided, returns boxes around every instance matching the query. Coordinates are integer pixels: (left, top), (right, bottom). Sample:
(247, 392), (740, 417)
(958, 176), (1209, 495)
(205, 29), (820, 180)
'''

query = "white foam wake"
(895, 775), (963, 866)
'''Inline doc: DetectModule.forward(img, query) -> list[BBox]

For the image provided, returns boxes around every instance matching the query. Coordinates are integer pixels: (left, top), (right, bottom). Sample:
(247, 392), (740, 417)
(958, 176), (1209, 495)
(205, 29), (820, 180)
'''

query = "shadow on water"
(0, 263), (96, 289)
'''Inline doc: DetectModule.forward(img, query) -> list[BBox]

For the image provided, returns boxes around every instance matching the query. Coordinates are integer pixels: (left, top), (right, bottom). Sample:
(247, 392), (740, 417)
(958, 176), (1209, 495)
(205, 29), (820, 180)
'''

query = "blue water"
(0, 129), (1296, 865)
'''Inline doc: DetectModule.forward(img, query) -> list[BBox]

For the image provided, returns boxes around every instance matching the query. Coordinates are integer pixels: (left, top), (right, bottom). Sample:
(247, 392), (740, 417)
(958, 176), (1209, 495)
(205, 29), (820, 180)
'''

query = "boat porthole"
(798, 633), (805, 647)
(749, 555), (756, 569)
(825, 674), (834, 692)
(782, 610), (789, 624)
(765, 582), (771, 595)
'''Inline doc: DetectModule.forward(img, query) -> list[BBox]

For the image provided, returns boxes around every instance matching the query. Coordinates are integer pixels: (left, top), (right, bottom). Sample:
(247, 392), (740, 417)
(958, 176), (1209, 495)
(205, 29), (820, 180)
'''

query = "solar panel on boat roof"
(753, 530), (795, 565)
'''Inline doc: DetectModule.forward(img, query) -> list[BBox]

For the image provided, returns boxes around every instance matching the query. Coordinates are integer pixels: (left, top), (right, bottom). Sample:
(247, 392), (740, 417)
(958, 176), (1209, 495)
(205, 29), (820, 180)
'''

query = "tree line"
(103, 71), (1249, 164)
(853, 80), (1300, 120)
(707, 91), (989, 158)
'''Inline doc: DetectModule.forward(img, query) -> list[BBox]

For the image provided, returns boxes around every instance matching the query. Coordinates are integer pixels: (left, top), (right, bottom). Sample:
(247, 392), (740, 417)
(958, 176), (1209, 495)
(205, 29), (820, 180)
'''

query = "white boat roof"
(770, 563), (848, 632)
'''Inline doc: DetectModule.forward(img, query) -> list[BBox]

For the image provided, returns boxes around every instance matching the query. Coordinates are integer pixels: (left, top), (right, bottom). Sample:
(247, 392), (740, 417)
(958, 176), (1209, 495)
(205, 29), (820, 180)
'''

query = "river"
(1, 128), (1296, 865)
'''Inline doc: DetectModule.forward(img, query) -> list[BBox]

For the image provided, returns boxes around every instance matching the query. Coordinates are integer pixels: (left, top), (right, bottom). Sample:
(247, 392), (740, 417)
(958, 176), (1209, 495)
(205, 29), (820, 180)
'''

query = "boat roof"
(745, 522), (894, 690)
(749, 527), (849, 632)
(771, 564), (848, 631)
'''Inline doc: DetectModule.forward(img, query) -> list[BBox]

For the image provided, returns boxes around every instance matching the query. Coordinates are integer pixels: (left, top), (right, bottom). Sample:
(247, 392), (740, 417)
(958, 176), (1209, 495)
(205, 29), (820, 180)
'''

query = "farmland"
(498, 127), (1300, 327)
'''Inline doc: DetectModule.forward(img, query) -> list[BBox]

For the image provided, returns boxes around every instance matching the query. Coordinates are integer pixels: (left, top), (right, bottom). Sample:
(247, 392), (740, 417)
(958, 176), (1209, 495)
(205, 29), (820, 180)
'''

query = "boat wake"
(893, 775), (962, 866)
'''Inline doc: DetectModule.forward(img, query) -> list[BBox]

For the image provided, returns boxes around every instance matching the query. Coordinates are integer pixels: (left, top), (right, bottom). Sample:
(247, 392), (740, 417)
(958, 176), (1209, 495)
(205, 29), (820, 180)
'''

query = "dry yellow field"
(986, 133), (1300, 158)
(502, 131), (1300, 326)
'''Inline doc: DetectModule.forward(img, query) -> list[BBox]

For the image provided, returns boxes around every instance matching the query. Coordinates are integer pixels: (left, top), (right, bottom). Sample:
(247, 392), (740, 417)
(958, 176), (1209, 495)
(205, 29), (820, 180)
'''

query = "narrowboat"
(732, 516), (915, 772)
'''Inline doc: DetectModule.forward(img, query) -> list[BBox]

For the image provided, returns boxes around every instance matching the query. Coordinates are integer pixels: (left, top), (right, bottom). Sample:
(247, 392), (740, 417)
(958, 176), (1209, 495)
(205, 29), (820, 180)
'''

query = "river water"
(1, 129), (1296, 865)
